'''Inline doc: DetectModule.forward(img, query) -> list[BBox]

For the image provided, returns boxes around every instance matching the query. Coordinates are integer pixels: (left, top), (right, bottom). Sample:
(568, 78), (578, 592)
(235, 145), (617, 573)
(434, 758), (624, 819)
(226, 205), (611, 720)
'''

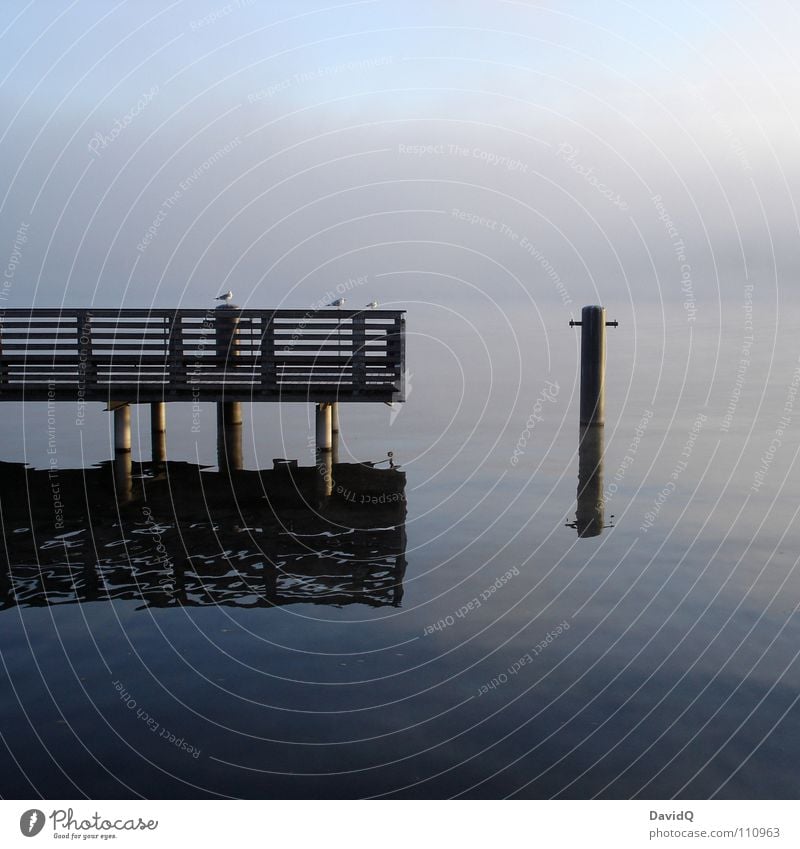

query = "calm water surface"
(1, 302), (799, 799)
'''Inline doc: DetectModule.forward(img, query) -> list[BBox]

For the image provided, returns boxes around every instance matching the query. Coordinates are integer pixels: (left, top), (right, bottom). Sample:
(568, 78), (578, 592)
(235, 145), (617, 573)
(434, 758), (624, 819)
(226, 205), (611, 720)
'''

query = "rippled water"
(2, 303), (800, 799)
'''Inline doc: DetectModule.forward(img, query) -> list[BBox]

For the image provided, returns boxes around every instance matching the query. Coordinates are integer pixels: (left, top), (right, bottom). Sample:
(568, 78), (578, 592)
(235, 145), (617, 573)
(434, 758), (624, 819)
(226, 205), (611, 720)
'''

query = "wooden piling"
(113, 404), (131, 453)
(316, 403), (332, 452)
(151, 402), (166, 463)
(218, 401), (243, 426)
(217, 419), (243, 472)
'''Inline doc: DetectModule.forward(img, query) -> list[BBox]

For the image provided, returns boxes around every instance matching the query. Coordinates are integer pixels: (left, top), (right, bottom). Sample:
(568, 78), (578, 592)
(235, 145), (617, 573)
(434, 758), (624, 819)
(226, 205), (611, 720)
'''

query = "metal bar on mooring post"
(569, 305), (618, 426)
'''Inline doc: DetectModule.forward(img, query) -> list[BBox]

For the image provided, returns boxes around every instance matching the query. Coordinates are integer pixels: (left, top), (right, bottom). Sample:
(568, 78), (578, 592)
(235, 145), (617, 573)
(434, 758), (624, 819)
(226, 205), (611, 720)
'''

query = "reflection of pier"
(0, 459), (407, 610)
(567, 426), (613, 537)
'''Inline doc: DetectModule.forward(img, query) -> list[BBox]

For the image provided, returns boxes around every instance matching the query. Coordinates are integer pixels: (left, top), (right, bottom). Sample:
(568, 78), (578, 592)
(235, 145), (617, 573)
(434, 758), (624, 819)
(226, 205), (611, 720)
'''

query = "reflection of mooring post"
(575, 425), (605, 537)
(570, 305), (618, 426)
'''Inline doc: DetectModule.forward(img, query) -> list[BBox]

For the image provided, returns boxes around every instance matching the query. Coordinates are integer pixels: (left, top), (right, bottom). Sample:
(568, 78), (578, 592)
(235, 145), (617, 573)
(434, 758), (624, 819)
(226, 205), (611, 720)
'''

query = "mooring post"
(151, 402), (166, 463)
(316, 402), (332, 452)
(113, 404), (131, 453)
(570, 305), (618, 426)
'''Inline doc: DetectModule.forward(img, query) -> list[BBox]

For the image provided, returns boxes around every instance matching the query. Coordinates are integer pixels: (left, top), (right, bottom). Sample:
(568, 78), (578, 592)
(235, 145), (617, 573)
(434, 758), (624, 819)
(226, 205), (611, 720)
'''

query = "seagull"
(327, 297), (346, 308)
(365, 301), (378, 310)
(216, 290), (233, 302)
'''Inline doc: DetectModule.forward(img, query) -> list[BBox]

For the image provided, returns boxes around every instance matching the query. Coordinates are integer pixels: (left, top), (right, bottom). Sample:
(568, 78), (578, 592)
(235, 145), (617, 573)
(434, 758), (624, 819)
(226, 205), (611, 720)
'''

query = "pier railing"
(0, 308), (406, 403)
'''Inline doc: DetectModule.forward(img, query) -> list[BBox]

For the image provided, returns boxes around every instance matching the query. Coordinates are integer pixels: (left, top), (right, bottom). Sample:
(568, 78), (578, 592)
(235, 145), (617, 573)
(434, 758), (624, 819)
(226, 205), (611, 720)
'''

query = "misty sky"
(1, 0), (798, 325)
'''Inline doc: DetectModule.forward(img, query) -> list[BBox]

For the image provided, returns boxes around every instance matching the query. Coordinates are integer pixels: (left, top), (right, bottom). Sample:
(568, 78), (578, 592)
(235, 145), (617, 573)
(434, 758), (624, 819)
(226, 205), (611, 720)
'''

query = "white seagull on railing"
(327, 297), (346, 308)
(216, 290), (233, 302)
(365, 301), (378, 309)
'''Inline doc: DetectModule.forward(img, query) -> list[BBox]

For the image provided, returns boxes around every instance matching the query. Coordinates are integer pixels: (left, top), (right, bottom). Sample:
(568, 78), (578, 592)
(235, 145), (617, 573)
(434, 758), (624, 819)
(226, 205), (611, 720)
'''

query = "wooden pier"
(0, 306), (406, 456)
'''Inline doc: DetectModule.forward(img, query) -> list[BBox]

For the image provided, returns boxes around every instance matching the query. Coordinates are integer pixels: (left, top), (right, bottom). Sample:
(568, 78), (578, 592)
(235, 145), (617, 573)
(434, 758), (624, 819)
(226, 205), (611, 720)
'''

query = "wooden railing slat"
(0, 308), (404, 402)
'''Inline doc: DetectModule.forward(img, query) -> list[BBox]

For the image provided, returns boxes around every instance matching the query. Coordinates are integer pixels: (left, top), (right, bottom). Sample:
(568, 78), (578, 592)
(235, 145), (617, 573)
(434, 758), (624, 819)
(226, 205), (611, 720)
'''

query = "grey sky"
(1, 1), (798, 321)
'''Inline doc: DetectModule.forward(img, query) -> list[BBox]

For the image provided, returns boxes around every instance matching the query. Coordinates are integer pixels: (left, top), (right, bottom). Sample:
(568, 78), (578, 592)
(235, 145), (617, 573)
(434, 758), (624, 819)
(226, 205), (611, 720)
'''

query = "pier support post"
(151, 402), (166, 463)
(331, 402), (340, 434)
(316, 402), (332, 452)
(114, 404), (131, 454)
(219, 400), (243, 426)
(217, 406), (243, 472)
(218, 425), (243, 472)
